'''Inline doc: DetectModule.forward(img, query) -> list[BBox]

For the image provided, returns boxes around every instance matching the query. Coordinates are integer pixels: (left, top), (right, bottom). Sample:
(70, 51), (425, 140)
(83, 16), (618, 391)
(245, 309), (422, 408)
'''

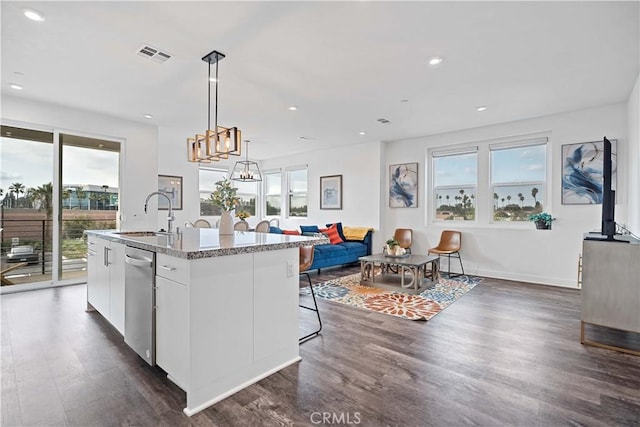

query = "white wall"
(627, 74), (640, 236)
(2, 95), (158, 231)
(382, 103), (628, 288)
(261, 141), (383, 247)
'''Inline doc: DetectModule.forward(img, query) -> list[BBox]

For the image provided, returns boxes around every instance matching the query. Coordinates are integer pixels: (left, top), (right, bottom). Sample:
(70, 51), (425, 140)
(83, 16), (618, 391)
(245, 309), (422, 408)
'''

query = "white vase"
(219, 210), (234, 235)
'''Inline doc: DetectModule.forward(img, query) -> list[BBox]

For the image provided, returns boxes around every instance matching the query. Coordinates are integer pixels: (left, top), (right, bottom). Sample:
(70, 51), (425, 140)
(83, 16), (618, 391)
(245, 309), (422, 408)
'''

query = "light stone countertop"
(85, 229), (329, 259)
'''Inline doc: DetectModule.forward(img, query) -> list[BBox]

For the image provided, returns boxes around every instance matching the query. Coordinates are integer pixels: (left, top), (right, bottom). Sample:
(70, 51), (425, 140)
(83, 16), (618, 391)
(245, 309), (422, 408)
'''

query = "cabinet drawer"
(156, 253), (190, 284)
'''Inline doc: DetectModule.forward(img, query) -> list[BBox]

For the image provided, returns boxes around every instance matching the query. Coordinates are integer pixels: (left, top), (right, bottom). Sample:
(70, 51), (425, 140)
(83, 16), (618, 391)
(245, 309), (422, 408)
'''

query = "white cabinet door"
(87, 236), (110, 317)
(156, 275), (188, 389)
(108, 241), (126, 335)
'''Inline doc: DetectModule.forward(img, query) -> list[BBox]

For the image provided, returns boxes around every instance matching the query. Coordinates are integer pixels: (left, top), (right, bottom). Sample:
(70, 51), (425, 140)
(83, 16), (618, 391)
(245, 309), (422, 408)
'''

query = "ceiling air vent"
(136, 44), (173, 64)
(377, 118), (392, 124)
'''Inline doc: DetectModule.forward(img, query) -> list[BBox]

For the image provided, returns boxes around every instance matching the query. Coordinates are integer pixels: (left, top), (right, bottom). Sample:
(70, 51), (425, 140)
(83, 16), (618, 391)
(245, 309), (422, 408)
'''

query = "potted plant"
(528, 212), (556, 230)
(385, 238), (406, 256)
(210, 179), (240, 235)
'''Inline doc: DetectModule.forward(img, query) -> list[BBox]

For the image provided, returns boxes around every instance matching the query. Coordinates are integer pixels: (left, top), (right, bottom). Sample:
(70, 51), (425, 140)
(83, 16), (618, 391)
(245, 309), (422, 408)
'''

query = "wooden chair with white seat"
(193, 219), (211, 228)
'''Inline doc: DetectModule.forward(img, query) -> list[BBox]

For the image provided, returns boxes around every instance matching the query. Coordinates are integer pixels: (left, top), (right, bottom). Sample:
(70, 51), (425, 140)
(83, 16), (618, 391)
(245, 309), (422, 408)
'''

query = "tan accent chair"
(299, 246), (322, 343)
(193, 219), (211, 228)
(428, 230), (464, 278)
(255, 220), (270, 233)
(394, 228), (413, 253)
(234, 221), (249, 231)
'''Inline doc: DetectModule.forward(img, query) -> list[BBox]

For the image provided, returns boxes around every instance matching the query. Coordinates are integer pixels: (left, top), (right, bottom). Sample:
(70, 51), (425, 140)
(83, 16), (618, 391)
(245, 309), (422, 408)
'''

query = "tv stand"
(584, 232), (631, 243)
(581, 235), (640, 356)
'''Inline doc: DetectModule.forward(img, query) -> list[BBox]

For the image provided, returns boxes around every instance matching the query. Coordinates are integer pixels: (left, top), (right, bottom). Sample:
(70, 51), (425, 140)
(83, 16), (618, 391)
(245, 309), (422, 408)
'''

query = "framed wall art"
(158, 175), (183, 210)
(389, 163), (418, 208)
(320, 175), (342, 210)
(561, 140), (616, 205)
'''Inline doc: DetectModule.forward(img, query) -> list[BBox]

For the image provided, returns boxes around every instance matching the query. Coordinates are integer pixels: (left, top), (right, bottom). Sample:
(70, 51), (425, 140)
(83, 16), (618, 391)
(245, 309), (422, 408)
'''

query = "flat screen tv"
(601, 136), (616, 240)
(586, 136), (627, 242)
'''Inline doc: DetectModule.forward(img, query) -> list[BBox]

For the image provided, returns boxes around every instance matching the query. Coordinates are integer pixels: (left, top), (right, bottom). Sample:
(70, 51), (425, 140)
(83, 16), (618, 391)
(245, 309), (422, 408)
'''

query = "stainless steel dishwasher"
(124, 246), (156, 365)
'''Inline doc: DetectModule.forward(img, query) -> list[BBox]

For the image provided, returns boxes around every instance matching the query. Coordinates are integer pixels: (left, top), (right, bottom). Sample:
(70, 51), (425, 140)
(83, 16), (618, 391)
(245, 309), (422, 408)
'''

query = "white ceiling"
(1, 1), (638, 160)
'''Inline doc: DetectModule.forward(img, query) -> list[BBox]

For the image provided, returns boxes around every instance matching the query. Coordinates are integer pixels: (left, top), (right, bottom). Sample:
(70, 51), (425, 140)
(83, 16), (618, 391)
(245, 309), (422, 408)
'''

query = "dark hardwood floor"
(2, 266), (639, 426)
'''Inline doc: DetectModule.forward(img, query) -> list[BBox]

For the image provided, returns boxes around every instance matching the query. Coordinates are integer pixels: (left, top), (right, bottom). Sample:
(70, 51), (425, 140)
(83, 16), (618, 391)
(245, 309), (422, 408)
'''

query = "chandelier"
(187, 50), (241, 163)
(231, 140), (263, 182)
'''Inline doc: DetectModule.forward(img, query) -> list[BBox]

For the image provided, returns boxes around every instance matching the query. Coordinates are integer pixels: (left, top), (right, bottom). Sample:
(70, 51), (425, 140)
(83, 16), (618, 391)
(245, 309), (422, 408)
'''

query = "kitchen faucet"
(144, 191), (174, 234)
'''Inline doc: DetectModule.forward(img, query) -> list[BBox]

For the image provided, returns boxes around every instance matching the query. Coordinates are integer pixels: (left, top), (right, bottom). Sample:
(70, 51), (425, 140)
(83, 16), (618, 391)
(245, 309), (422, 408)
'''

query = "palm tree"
(446, 195), (450, 206)
(531, 187), (539, 205)
(507, 195), (512, 205)
(9, 182), (25, 208)
(517, 192), (524, 207)
(33, 183), (53, 218)
(24, 187), (36, 209)
(501, 197), (505, 207)
(62, 188), (72, 209)
(89, 193), (101, 210)
(76, 188), (86, 209)
(493, 193), (499, 210)
(32, 183), (53, 254)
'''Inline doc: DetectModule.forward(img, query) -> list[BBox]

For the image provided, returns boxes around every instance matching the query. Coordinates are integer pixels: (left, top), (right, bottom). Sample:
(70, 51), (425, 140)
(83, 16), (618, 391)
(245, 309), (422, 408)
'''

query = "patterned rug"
(303, 273), (482, 321)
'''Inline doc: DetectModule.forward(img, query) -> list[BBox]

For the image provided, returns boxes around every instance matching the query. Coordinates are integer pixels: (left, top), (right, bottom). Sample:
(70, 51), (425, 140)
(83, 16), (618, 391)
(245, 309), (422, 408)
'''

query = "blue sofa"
(270, 224), (373, 272)
(310, 230), (373, 272)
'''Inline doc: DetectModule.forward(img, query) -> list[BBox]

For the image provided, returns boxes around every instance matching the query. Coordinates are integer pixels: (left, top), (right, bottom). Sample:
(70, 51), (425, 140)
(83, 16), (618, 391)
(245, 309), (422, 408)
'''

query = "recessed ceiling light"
(476, 106), (488, 112)
(9, 83), (23, 90)
(288, 106), (298, 111)
(144, 114), (153, 119)
(428, 56), (444, 66)
(23, 9), (45, 22)
(359, 131), (366, 135)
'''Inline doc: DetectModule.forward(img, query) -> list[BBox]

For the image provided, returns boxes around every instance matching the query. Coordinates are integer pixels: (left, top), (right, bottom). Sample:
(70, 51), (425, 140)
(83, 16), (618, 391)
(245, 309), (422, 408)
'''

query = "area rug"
(303, 273), (482, 321)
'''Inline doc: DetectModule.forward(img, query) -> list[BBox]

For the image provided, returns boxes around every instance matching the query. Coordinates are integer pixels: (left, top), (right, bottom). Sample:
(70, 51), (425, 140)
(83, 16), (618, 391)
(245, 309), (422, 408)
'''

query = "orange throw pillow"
(283, 229), (301, 235)
(325, 224), (344, 244)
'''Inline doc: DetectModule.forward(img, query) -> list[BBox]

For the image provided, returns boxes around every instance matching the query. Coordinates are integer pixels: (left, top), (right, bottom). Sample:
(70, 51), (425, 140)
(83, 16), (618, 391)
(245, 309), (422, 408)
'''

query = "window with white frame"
(287, 167), (307, 217)
(199, 167), (227, 216)
(234, 180), (258, 217)
(432, 148), (478, 221)
(490, 139), (547, 222)
(264, 170), (282, 216)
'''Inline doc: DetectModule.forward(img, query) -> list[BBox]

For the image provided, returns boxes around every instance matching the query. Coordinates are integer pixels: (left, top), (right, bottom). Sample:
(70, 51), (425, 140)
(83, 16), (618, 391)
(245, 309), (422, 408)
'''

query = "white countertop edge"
(85, 229), (329, 259)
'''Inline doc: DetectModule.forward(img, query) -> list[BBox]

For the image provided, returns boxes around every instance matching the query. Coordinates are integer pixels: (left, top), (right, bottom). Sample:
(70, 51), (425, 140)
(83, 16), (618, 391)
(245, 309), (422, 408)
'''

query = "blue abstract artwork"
(389, 163), (418, 208)
(561, 140), (616, 204)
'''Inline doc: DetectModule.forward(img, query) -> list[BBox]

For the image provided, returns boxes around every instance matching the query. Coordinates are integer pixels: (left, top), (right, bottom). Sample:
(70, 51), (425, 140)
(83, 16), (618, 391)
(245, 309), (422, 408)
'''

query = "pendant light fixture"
(187, 49), (242, 163)
(231, 140), (262, 182)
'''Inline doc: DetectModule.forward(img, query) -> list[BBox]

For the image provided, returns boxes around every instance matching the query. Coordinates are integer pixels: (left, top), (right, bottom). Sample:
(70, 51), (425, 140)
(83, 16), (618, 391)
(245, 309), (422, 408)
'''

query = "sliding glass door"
(0, 125), (120, 290)
(60, 134), (120, 281)
(1, 126), (55, 287)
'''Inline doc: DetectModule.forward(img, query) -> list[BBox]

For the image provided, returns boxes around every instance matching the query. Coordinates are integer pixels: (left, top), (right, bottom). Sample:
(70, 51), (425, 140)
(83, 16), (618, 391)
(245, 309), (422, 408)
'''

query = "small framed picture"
(320, 175), (342, 210)
(158, 175), (183, 210)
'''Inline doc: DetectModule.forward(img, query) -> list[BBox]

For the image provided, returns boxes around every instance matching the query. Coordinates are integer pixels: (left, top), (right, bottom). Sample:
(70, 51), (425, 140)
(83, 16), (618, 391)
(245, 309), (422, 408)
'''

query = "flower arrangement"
(210, 179), (240, 212)
(236, 211), (250, 220)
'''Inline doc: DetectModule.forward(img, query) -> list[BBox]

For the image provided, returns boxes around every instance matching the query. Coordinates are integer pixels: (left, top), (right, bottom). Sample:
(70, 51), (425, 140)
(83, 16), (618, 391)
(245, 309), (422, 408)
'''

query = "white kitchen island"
(85, 228), (327, 416)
